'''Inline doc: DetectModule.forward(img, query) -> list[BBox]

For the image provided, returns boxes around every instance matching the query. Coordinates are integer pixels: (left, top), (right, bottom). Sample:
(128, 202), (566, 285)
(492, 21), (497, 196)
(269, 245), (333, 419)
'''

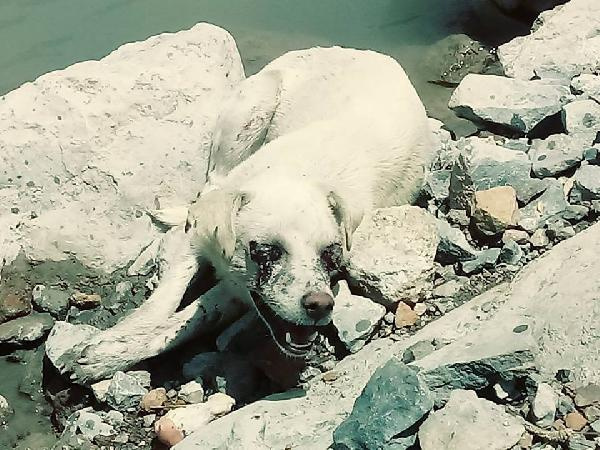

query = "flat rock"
(0, 292), (32, 323)
(0, 23), (243, 272)
(532, 382), (558, 427)
(572, 74), (600, 103)
(31, 285), (70, 318)
(418, 390), (524, 450)
(472, 186), (519, 236)
(562, 99), (600, 136)
(530, 134), (589, 178)
(332, 358), (433, 450)
(518, 180), (568, 232)
(574, 384), (600, 407)
(571, 165), (600, 202)
(461, 248), (501, 274)
(347, 206), (439, 307)
(105, 371), (148, 411)
(449, 74), (571, 133)
(0, 313), (54, 346)
(423, 169), (451, 202)
(498, 0), (600, 81)
(332, 281), (386, 353)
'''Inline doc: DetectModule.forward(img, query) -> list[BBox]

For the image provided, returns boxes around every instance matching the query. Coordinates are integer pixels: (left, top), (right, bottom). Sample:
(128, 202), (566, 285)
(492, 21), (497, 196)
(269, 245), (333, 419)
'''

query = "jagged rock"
(546, 217), (576, 241)
(530, 134), (589, 178)
(0, 23), (242, 272)
(347, 206), (439, 307)
(499, 240), (523, 265)
(332, 281), (386, 353)
(572, 74), (600, 103)
(562, 100), (600, 136)
(498, 0), (600, 80)
(45, 321), (98, 375)
(0, 313), (54, 346)
(571, 165), (600, 202)
(402, 340), (437, 364)
(395, 302), (419, 328)
(0, 394), (13, 420)
(332, 358), (433, 450)
(105, 371), (148, 411)
(582, 147), (600, 164)
(472, 186), (519, 236)
(0, 292), (32, 323)
(435, 219), (479, 265)
(140, 388), (168, 412)
(91, 380), (111, 403)
(518, 180), (568, 232)
(448, 153), (474, 212)
(31, 285), (70, 319)
(73, 409), (114, 441)
(466, 138), (545, 204)
(449, 74), (571, 133)
(179, 381), (205, 404)
(461, 248), (501, 274)
(574, 384), (600, 407)
(532, 383), (558, 427)
(418, 390), (524, 450)
(423, 170), (451, 202)
(566, 411), (588, 431)
(503, 229), (529, 244)
(446, 209), (470, 227)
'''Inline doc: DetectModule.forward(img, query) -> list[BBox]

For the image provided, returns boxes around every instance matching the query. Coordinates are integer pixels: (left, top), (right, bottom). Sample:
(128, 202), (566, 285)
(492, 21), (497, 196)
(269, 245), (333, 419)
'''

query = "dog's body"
(69, 47), (433, 380)
(182, 47), (433, 356)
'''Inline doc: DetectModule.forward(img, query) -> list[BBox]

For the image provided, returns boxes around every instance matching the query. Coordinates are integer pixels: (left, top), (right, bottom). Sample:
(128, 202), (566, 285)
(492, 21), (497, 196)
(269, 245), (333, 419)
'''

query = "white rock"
(530, 134), (589, 178)
(449, 74), (571, 133)
(0, 23), (243, 272)
(332, 280), (386, 353)
(179, 380), (205, 404)
(91, 380), (112, 403)
(0, 394), (13, 419)
(498, 0), (600, 80)
(165, 393), (234, 435)
(572, 165), (600, 201)
(572, 74), (600, 103)
(45, 321), (98, 374)
(105, 371), (148, 410)
(418, 390), (524, 450)
(74, 410), (114, 441)
(562, 100), (600, 136)
(347, 206), (439, 307)
(532, 382), (558, 427)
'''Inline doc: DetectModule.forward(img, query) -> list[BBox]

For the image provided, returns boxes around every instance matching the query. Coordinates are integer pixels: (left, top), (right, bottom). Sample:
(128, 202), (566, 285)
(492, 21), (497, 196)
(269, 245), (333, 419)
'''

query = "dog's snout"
(301, 292), (334, 320)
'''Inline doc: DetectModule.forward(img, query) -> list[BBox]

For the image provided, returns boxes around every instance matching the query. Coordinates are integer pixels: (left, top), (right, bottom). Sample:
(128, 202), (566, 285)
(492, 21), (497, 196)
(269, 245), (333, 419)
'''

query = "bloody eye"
(249, 241), (284, 265)
(321, 243), (343, 272)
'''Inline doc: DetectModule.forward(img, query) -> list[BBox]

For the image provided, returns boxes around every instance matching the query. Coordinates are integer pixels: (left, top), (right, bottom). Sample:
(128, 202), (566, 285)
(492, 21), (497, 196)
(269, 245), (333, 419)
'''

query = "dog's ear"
(327, 191), (363, 252)
(186, 189), (248, 261)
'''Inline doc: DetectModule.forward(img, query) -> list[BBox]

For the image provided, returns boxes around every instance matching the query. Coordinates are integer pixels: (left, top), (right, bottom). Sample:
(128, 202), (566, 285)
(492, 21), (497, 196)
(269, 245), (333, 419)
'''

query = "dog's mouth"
(250, 292), (318, 358)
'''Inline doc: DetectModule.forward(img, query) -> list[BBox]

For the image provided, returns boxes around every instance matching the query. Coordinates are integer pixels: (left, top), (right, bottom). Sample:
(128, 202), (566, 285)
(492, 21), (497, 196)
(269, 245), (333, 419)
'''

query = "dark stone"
(448, 154), (474, 212)
(499, 240), (523, 265)
(332, 358), (433, 450)
(0, 292), (32, 323)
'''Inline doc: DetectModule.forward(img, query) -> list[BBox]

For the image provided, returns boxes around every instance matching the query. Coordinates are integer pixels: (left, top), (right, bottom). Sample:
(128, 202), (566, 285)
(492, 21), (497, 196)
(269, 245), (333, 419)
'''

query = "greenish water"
(0, 0), (530, 448)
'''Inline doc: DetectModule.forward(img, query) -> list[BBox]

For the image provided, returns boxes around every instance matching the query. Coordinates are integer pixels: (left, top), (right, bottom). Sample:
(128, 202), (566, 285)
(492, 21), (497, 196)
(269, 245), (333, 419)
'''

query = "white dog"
(69, 46), (432, 381)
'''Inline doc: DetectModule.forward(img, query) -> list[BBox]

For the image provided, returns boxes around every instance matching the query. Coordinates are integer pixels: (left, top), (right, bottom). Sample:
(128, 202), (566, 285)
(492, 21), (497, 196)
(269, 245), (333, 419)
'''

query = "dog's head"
(185, 174), (363, 357)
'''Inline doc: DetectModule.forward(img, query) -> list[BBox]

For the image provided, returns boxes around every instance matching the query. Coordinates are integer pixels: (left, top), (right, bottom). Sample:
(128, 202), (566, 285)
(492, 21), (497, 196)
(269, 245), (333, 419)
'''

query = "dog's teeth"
(308, 332), (318, 342)
(285, 332), (292, 344)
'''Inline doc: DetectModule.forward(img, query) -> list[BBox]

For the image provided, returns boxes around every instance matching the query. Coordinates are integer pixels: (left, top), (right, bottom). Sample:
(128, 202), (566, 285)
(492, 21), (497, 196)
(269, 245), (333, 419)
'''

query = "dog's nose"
(301, 292), (334, 321)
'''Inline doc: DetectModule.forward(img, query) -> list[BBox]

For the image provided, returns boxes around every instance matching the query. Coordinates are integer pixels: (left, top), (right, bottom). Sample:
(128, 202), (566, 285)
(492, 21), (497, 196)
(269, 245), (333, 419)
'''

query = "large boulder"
(498, 0), (600, 81)
(0, 23), (243, 273)
(449, 74), (571, 133)
(346, 206), (439, 307)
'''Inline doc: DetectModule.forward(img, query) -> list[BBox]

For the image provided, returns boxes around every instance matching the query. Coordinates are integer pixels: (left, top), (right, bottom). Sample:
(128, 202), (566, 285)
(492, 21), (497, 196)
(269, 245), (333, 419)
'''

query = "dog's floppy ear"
(185, 189), (247, 261)
(327, 191), (363, 252)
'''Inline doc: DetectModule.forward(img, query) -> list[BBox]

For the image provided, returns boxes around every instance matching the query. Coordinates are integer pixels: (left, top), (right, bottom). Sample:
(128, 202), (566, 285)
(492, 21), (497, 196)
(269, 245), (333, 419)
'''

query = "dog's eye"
(321, 243), (343, 272)
(249, 241), (284, 265)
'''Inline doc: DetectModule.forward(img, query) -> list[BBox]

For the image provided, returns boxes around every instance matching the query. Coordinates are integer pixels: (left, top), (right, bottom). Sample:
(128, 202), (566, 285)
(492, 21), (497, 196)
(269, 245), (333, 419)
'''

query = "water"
(0, 0), (530, 447)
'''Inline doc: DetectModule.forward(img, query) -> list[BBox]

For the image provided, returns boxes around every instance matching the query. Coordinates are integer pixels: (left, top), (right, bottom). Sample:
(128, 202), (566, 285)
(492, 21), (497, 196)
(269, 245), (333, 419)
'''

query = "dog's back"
(210, 47), (433, 214)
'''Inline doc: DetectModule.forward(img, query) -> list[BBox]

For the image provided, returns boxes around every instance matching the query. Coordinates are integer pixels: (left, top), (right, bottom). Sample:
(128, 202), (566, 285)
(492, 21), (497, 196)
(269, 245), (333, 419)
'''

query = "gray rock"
(469, 138), (547, 204)
(530, 134), (589, 178)
(332, 281), (386, 353)
(418, 390), (524, 450)
(461, 248), (501, 274)
(530, 229), (550, 248)
(0, 394), (13, 420)
(448, 153), (474, 212)
(126, 370), (151, 389)
(424, 169), (451, 202)
(532, 382), (558, 427)
(179, 380), (205, 404)
(435, 219), (479, 265)
(432, 279), (464, 298)
(498, 0), (600, 81)
(74, 409), (114, 441)
(574, 383), (600, 407)
(569, 436), (596, 450)
(582, 147), (599, 164)
(0, 313), (54, 346)
(546, 217), (576, 241)
(572, 74), (600, 103)
(571, 165), (600, 201)
(518, 180), (568, 232)
(45, 321), (98, 375)
(347, 206), (439, 307)
(503, 229), (529, 245)
(449, 74), (571, 133)
(31, 285), (70, 318)
(499, 240), (523, 265)
(562, 100), (600, 136)
(401, 340), (436, 364)
(332, 358), (433, 450)
(105, 371), (148, 411)
(105, 410), (124, 426)
(446, 209), (470, 227)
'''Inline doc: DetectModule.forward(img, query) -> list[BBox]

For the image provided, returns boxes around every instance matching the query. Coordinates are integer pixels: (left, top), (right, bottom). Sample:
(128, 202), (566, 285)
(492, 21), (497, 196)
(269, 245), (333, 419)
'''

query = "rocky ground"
(2, 0), (600, 449)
